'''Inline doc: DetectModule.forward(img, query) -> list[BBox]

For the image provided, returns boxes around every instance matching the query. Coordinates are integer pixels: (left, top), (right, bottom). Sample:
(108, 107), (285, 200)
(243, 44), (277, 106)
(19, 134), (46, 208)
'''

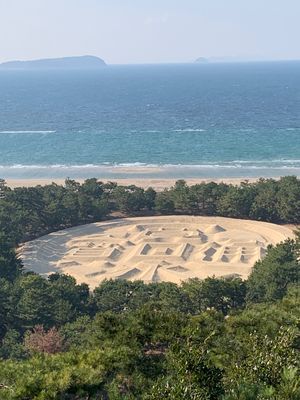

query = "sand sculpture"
(20, 216), (294, 288)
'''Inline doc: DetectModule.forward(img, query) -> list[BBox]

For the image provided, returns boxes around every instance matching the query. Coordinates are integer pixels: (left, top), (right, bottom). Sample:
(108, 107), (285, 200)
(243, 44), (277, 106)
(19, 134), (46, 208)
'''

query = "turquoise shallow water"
(0, 62), (299, 179)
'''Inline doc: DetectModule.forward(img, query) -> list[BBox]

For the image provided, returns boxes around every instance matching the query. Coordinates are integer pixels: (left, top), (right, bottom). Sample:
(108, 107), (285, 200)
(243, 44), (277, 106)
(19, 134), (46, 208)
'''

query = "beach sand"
(7, 177), (261, 190)
(19, 216), (294, 289)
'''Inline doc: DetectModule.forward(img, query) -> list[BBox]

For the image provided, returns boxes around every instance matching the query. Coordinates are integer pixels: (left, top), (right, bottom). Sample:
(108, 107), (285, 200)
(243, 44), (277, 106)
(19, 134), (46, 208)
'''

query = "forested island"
(0, 177), (299, 399)
(0, 55), (106, 70)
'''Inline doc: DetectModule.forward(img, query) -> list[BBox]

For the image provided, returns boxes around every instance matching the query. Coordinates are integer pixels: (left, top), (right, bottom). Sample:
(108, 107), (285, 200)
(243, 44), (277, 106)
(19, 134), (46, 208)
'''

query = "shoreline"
(7, 177), (265, 190)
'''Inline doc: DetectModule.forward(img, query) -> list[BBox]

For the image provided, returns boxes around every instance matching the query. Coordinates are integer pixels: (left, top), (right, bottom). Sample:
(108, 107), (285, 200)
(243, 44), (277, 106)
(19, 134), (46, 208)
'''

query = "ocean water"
(0, 62), (300, 179)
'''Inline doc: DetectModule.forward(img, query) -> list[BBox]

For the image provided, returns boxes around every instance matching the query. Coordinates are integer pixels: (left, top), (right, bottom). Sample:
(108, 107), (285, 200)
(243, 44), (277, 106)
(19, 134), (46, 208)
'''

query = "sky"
(0, 0), (299, 64)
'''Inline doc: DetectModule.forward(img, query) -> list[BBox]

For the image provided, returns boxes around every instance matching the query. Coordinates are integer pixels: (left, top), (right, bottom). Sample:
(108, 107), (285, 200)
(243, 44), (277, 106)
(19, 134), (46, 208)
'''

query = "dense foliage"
(0, 177), (299, 399)
(0, 177), (299, 248)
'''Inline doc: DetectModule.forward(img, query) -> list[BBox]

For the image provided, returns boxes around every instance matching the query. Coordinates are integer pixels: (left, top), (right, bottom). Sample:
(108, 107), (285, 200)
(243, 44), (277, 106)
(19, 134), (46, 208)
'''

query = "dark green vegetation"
(0, 177), (299, 399)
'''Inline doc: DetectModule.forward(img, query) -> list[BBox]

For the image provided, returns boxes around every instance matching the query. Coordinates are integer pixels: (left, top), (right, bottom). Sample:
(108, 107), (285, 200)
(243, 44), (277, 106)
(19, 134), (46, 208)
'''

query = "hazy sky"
(0, 0), (299, 64)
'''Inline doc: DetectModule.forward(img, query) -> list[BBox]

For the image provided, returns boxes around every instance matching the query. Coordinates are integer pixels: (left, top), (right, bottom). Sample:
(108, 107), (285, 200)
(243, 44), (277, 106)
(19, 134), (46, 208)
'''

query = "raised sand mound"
(20, 216), (294, 288)
(205, 224), (226, 234)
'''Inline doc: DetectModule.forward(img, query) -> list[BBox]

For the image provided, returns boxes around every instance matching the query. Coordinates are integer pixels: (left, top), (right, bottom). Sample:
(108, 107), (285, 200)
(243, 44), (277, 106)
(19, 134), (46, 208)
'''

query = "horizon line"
(1, 55), (300, 66)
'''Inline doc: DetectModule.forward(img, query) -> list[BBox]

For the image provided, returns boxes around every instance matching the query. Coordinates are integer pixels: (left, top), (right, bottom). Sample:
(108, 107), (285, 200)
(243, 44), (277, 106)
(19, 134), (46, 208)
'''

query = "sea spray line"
(1, 161), (300, 169)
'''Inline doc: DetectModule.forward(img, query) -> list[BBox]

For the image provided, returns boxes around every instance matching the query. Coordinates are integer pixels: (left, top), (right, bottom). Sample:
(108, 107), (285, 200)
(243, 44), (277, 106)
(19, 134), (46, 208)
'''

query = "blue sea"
(0, 62), (300, 179)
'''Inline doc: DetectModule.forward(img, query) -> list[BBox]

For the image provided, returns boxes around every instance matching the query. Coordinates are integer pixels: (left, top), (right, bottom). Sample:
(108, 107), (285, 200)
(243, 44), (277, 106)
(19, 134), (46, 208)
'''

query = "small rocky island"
(0, 55), (106, 70)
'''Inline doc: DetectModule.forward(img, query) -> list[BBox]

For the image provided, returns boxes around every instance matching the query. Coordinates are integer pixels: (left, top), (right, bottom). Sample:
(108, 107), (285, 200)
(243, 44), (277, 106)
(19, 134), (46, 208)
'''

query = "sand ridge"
(20, 216), (294, 288)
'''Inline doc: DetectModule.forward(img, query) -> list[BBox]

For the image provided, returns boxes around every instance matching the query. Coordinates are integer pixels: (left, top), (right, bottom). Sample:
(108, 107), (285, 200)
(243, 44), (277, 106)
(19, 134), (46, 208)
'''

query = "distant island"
(195, 56), (239, 64)
(195, 57), (209, 63)
(194, 56), (268, 64)
(0, 55), (106, 70)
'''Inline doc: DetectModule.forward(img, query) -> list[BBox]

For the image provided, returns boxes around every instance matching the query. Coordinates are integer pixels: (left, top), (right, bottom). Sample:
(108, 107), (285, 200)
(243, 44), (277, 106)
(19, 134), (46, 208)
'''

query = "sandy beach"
(7, 177), (262, 190)
(20, 216), (294, 289)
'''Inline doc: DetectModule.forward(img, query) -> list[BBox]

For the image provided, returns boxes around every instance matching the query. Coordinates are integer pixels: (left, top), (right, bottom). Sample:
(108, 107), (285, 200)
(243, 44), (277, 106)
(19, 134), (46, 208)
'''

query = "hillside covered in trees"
(0, 177), (299, 399)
